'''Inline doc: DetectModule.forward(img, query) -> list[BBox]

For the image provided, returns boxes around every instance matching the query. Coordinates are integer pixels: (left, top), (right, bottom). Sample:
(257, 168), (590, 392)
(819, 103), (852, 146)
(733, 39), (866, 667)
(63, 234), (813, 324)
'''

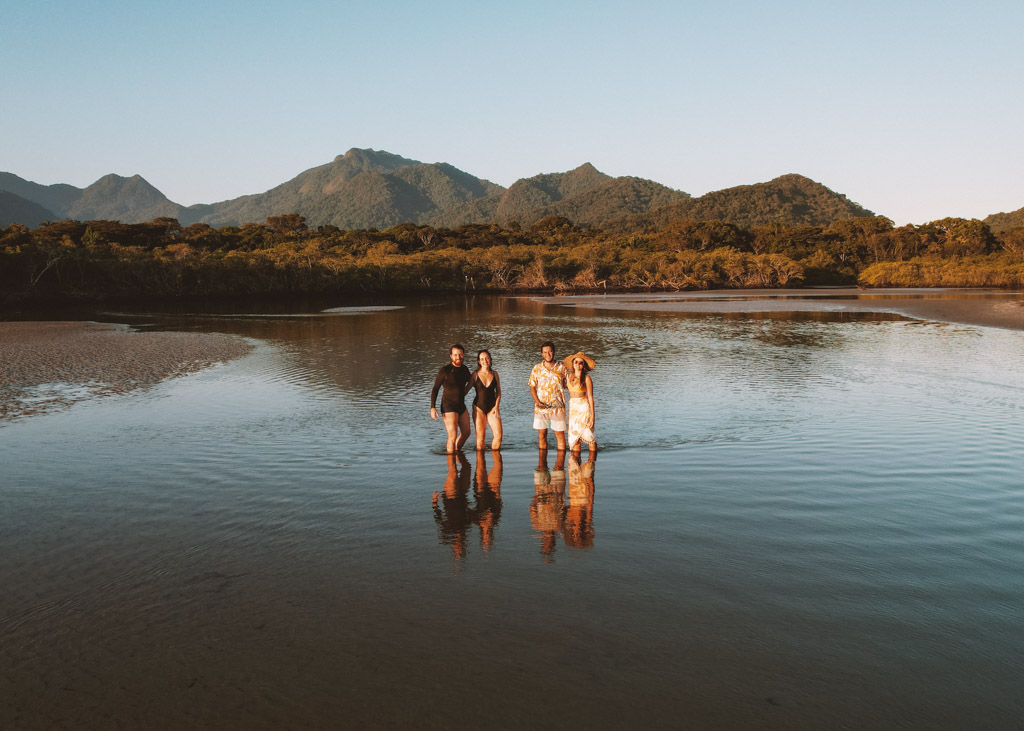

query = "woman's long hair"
(568, 360), (589, 387)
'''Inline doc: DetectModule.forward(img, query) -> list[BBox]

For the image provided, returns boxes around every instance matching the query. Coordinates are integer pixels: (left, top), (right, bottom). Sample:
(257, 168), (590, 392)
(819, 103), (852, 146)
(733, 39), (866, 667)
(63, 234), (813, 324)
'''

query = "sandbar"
(533, 288), (1024, 331)
(0, 321), (252, 420)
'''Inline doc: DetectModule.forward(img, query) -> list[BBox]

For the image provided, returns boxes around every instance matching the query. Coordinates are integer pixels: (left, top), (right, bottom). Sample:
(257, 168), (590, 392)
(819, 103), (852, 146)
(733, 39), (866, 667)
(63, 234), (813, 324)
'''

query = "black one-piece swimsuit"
(472, 372), (498, 414)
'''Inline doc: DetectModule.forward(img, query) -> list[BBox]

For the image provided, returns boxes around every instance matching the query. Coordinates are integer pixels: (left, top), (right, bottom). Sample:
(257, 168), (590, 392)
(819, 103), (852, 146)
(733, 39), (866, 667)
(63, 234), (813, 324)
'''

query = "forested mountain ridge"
(0, 172), (83, 219)
(984, 207), (1024, 234)
(429, 163), (691, 228)
(611, 174), (875, 232)
(3, 149), (886, 231)
(0, 190), (56, 228)
(181, 149), (507, 228)
(0, 171), (186, 223)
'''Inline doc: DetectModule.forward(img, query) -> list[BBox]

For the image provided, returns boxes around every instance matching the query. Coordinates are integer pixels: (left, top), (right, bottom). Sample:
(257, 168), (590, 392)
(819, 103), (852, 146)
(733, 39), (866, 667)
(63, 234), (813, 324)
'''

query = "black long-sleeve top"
(431, 363), (471, 413)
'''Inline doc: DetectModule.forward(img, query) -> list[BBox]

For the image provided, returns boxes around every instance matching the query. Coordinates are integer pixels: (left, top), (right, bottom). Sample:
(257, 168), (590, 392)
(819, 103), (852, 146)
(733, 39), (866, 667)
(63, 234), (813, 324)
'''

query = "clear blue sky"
(3, 0), (1022, 225)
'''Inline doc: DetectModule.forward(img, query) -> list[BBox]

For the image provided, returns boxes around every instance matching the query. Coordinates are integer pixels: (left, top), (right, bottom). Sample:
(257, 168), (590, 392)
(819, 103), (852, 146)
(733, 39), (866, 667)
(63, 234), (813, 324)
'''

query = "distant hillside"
(430, 163), (689, 228)
(189, 149), (504, 228)
(67, 174), (185, 222)
(0, 172), (81, 217)
(984, 206), (1024, 234)
(0, 171), (183, 224)
(612, 174), (874, 232)
(1, 152), (872, 233)
(0, 190), (56, 228)
(529, 175), (688, 228)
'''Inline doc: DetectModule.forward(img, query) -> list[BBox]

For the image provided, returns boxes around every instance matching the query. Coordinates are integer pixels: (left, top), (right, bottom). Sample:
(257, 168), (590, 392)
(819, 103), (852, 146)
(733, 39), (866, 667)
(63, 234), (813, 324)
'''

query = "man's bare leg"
(455, 409), (471, 451)
(443, 412), (459, 453)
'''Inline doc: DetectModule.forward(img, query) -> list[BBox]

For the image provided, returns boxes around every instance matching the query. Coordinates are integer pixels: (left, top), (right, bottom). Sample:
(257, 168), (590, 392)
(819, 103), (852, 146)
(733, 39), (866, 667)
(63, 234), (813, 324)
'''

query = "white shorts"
(533, 411), (566, 432)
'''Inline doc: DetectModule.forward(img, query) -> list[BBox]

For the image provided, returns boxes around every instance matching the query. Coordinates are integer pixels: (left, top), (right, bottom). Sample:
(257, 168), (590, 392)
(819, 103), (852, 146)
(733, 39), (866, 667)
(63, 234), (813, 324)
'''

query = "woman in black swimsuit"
(430, 344), (472, 453)
(469, 349), (502, 451)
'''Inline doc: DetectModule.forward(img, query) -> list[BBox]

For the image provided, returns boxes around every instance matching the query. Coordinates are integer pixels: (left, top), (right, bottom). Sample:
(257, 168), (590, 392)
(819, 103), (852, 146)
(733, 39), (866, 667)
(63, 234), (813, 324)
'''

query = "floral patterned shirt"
(529, 361), (567, 414)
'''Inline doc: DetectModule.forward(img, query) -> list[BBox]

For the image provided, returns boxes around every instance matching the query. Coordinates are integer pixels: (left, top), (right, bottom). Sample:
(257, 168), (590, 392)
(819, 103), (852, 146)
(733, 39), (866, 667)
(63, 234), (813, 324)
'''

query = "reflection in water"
(564, 452), (596, 549)
(474, 450), (503, 552)
(5, 296), (1024, 727)
(530, 450), (566, 561)
(432, 451), (503, 559)
(528, 450), (597, 560)
(433, 453), (472, 559)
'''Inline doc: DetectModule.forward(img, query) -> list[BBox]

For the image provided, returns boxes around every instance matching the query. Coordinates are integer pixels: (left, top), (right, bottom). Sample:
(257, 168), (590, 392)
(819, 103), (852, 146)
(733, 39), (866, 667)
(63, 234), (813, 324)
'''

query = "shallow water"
(2, 296), (1024, 729)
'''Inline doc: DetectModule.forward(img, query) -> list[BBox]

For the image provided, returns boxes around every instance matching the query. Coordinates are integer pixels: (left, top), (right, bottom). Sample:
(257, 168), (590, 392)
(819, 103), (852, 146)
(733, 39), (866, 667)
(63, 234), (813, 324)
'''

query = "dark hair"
(541, 341), (555, 352)
(450, 343), (465, 353)
(477, 349), (492, 366)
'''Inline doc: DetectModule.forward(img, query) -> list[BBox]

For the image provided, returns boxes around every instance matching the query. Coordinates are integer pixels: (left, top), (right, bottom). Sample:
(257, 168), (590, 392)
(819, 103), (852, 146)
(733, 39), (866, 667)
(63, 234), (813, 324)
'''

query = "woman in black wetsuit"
(430, 344), (472, 453)
(469, 349), (502, 451)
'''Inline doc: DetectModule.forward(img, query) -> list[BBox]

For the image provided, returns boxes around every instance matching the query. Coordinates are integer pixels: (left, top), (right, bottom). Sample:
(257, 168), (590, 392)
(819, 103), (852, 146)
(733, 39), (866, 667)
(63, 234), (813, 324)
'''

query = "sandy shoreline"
(533, 288), (1024, 331)
(0, 321), (252, 421)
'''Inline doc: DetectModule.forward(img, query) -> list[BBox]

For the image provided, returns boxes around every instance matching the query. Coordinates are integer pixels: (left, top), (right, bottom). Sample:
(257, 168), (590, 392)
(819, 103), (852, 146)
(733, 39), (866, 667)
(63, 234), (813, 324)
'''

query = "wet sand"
(534, 288), (1024, 331)
(0, 321), (252, 420)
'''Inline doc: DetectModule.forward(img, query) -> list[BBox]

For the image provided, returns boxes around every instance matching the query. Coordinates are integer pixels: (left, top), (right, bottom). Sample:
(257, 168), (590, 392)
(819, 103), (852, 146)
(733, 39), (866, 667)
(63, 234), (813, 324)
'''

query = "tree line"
(2, 212), (1024, 302)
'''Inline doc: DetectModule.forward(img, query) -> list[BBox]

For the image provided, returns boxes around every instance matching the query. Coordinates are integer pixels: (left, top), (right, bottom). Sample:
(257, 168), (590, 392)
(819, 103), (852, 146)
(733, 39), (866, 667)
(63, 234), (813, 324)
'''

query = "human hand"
(430, 407), (438, 421)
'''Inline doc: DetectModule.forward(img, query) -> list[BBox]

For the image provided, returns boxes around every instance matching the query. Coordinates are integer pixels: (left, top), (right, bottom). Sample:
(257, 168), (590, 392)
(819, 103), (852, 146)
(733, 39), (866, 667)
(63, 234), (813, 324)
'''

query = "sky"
(2, 0), (1022, 225)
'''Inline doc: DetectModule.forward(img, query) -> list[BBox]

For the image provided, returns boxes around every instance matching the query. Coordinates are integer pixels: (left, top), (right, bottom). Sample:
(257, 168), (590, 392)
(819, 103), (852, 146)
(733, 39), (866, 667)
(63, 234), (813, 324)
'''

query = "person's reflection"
(432, 452), (472, 559)
(564, 450), (596, 549)
(472, 450), (503, 552)
(529, 449), (566, 561)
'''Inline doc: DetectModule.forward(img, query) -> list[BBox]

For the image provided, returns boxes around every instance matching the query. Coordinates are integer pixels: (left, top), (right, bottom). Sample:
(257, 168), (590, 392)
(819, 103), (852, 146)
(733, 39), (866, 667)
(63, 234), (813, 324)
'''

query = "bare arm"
(585, 374), (595, 428)
(494, 372), (502, 411)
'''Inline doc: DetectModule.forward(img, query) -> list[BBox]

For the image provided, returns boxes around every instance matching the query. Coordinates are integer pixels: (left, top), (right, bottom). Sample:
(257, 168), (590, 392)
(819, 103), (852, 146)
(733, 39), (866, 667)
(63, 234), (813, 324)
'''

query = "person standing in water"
(469, 349), (502, 451)
(564, 351), (597, 454)
(529, 341), (568, 451)
(430, 344), (471, 453)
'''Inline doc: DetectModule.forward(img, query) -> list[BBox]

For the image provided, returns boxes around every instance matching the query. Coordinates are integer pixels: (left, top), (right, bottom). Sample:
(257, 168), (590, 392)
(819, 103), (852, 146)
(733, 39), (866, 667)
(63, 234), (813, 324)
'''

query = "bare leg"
(554, 429), (566, 451)
(455, 409), (471, 451)
(489, 449), (503, 491)
(537, 428), (548, 449)
(474, 407), (487, 451)
(487, 409), (502, 450)
(443, 412), (459, 453)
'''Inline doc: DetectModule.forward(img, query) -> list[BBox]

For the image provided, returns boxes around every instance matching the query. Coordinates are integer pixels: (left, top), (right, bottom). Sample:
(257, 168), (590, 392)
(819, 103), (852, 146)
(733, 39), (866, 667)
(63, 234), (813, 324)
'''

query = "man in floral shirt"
(529, 341), (567, 450)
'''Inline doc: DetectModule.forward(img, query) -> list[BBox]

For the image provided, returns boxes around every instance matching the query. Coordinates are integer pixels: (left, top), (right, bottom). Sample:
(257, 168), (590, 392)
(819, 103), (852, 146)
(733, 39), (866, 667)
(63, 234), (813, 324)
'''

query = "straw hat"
(563, 351), (596, 370)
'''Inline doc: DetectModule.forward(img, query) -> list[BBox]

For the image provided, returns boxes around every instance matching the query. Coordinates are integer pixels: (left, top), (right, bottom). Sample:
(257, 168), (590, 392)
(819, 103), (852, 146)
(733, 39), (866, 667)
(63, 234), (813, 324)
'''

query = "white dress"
(566, 378), (595, 448)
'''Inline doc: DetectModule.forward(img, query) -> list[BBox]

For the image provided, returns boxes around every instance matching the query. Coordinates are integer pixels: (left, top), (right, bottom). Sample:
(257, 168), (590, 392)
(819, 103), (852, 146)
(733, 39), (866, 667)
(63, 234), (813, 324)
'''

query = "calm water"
(2, 296), (1024, 729)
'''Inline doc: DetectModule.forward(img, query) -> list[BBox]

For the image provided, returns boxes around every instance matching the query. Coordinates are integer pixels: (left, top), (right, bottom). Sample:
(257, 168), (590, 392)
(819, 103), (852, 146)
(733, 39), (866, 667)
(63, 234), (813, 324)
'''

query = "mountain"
(429, 163), (689, 228)
(611, 174), (874, 232)
(0, 172), (81, 217)
(0, 171), (183, 224)
(67, 174), (185, 222)
(0, 190), (56, 228)
(984, 206), (1024, 234)
(1, 151), (871, 232)
(188, 149), (504, 228)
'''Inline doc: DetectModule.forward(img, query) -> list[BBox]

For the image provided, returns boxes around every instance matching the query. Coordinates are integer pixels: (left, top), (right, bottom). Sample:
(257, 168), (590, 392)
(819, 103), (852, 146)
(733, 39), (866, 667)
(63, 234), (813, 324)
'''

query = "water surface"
(2, 296), (1023, 729)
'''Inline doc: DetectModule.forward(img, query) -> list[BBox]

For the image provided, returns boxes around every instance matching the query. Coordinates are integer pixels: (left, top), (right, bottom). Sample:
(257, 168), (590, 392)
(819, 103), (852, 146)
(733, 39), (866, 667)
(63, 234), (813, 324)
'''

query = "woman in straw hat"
(563, 351), (597, 454)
